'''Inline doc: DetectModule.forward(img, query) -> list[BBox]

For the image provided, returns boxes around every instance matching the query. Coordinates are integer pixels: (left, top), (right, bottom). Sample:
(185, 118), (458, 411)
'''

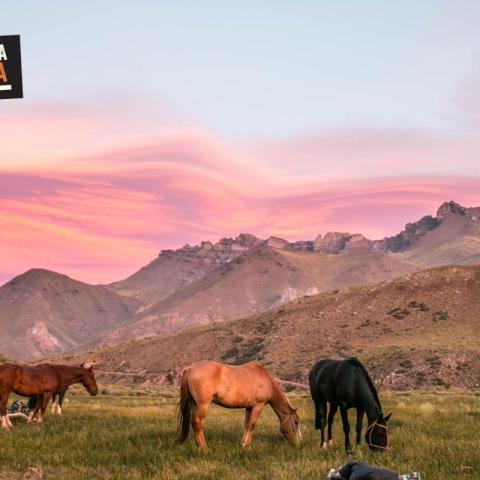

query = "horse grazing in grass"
(27, 361), (96, 417)
(309, 358), (391, 453)
(0, 363), (98, 430)
(177, 360), (301, 449)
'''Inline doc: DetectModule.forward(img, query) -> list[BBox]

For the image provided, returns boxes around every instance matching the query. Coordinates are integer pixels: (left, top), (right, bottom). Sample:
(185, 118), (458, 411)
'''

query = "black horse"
(309, 357), (391, 453)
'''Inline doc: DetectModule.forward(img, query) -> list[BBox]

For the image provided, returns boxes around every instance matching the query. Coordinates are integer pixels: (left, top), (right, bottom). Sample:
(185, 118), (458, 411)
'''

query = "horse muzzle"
(289, 432), (301, 446)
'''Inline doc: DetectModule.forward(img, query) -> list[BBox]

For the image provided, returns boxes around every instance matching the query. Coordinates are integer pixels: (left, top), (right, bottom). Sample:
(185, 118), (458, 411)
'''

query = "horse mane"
(345, 357), (382, 411)
(285, 394), (294, 411)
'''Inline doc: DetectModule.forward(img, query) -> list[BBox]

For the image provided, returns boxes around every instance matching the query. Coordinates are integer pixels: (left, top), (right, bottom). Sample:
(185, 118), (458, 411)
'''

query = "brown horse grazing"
(0, 363), (98, 430)
(177, 360), (301, 449)
(28, 360), (96, 417)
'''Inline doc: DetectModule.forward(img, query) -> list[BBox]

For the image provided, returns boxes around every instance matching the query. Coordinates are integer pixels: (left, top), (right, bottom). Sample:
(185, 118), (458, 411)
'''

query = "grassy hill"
(66, 265), (480, 390)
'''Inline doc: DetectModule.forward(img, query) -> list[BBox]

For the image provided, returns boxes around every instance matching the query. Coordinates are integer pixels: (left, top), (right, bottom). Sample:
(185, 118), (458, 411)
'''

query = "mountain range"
(1, 200), (480, 360)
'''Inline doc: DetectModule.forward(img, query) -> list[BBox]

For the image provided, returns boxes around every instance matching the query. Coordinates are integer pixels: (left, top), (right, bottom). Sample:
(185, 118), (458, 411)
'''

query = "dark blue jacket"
(339, 462), (398, 480)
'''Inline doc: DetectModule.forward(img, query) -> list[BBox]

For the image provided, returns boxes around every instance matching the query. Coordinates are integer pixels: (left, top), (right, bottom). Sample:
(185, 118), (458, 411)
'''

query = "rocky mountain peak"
(266, 236), (289, 249)
(314, 232), (353, 254)
(437, 201), (467, 220)
(380, 215), (439, 253)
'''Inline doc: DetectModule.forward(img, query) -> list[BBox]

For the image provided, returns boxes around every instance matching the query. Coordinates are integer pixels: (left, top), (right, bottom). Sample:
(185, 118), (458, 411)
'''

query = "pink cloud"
(2, 102), (480, 284)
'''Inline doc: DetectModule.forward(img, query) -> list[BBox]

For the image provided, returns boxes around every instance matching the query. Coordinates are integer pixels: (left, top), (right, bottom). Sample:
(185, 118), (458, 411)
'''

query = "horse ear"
(384, 412), (392, 422)
(82, 359), (96, 370)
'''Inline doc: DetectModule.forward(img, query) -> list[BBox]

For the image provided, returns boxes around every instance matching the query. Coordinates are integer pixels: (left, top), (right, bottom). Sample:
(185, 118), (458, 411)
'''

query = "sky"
(1, 1), (480, 284)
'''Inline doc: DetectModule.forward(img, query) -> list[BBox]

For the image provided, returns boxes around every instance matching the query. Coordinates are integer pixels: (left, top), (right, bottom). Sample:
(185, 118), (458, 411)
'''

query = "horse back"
(187, 360), (276, 407)
(0, 363), (55, 395)
(309, 358), (362, 406)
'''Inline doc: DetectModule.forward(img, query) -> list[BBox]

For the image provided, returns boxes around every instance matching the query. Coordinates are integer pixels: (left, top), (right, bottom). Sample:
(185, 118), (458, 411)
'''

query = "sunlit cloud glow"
(1, 103), (480, 285)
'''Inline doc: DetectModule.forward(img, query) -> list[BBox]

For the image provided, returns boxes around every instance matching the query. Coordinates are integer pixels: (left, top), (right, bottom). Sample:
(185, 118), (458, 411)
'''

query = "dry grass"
(0, 390), (478, 479)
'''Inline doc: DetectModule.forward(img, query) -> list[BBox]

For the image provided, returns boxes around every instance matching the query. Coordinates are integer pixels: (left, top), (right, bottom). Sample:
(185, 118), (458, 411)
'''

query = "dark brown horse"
(0, 363), (98, 430)
(27, 361), (96, 417)
(177, 360), (301, 449)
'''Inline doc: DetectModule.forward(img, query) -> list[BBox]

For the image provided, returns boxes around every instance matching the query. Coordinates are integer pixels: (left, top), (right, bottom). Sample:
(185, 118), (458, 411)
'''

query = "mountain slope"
(108, 234), (263, 305)
(69, 265), (480, 390)
(394, 202), (480, 267)
(103, 201), (480, 344)
(0, 269), (140, 360)
(100, 244), (416, 345)
(3, 201), (480, 360)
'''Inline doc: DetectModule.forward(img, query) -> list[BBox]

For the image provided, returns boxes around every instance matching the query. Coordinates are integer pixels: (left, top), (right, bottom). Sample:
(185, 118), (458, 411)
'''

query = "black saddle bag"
(339, 462), (398, 480)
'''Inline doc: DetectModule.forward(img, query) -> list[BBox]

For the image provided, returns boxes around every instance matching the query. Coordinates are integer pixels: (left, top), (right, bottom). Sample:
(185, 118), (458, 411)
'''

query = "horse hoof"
(346, 449), (353, 455)
(321, 442), (328, 449)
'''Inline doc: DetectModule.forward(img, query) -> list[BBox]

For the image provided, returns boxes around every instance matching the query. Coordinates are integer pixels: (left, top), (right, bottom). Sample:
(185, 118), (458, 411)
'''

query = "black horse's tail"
(177, 368), (193, 443)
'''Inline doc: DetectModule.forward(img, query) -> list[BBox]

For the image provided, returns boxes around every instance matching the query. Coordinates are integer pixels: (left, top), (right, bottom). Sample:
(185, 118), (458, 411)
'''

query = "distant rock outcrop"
(110, 233), (264, 305)
(378, 215), (439, 253)
(314, 232), (352, 254)
(437, 200), (467, 220)
(313, 232), (375, 255)
(266, 236), (290, 249)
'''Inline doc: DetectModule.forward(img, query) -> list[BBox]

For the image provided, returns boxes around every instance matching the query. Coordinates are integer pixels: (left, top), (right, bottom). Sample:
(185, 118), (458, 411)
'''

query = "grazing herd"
(178, 357), (389, 452)
(0, 362), (97, 430)
(0, 356), (388, 454)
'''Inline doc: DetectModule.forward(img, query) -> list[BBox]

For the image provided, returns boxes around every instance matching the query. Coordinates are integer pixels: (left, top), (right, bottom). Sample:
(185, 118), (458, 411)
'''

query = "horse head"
(365, 412), (391, 452)
(81, 363), (98, 396)
(280, 406), (301, 446)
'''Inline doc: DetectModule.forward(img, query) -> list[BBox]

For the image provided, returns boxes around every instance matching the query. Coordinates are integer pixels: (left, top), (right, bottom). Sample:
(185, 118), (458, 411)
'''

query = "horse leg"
(313, 396), (327, 448)
(51, 393), (59, 415)
(327, 403), (338, 445)
(320, 402), (328, 448)
(242, 404), (264, 448)
(355, 408), (364, 446)
(340, 406), (352, 454)
(37, 392), (52, 423)
(56, 389), (67, 415)
(0, 391), (11, 431)
(191, 403), (209, 450)
(241, 407), (252, 446)
(28, 395), (43, 423)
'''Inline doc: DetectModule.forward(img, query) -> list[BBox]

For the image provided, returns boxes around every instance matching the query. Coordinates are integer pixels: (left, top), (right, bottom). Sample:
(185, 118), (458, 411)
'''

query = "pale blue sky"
(2, 1), (480, 283)
(3, 1), (480, 143)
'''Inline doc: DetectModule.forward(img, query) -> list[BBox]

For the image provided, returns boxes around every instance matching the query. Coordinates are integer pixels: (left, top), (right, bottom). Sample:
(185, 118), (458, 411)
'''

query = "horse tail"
(177, 368), (193, 443)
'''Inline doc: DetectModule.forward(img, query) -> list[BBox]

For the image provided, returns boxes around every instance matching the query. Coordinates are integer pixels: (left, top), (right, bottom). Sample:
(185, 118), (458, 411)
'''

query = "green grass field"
(0, 390), (478, 479)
